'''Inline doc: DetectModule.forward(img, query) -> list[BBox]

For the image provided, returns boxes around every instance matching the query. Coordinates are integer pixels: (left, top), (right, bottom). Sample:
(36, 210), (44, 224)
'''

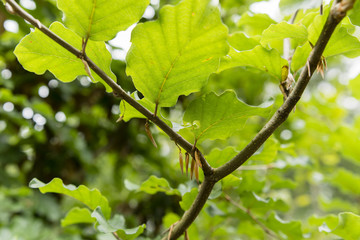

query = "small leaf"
(57, 0), (149, 41)
(29, 178), (111, 219)
(61, 207), (95, 227)
(91, 207), (146, 240)
(308, 15), (360, 57)
(14, 22), (115, 92)
(180, 188), (198, 211)
(237, 12), (277, 36)
(126, 0), (229, 108)
(219, 46), (288, 80)
(138, 175), (180, 196)
(260, 21), (308, 46)
(228, 32), (259, 51)
(291, 42), (312, 73)
(181, 91), (272, 143)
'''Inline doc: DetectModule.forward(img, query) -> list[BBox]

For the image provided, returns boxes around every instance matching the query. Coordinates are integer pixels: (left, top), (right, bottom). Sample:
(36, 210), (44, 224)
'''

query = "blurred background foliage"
(1, 0), (360, 239)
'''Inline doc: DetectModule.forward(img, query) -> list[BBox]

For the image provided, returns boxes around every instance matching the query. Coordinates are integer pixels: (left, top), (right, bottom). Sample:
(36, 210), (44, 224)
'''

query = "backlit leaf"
(14, 22), (115, 92)
(61, 207), (95, 227)
(91, 207), (146, 240)
(126, 0), (229, 108)
(138, 175), (180, 196)
(181, 90), (272, 143)
(260, 21), (308, 46)
(57, 0), (149, 41)
(29, 178), (111, 219)
(219, 46), (288, 80)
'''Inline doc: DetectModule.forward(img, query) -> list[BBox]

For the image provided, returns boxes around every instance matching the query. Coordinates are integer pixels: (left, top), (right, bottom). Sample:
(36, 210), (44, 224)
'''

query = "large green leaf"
(219, 46), (288, 80)
(260, 21), (308, 46)
(57, 0), (149, 41)
(126, 0), (229, 109)
(14, 22), (115, 92)
(181, 91), (271, 143)
(61, 207), (95, 227)
(29, 178), (111, 219)
(91, 207), (146, 240)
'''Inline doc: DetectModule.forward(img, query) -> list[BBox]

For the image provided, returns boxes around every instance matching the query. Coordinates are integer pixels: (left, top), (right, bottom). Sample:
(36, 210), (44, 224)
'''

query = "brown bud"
(185, 152), (190, 176)
(145, 120), (157, 148)
(179, 151), (184, 174)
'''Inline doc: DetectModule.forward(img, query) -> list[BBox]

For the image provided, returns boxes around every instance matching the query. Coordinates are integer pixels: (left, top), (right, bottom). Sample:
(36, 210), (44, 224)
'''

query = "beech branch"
(3, 0), (356, 239)
(164, 1), (355, 239)
(3, 0), (214, 176)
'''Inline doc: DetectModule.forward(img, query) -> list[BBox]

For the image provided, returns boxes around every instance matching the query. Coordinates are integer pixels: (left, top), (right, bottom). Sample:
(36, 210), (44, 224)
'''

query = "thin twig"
(112, 232), (121, 240)
(224, 194), (280, 239)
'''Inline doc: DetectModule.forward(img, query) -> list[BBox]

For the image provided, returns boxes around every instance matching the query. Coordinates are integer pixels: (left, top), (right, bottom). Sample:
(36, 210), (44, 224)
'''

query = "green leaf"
(228, 32), (259, 51)
(206, 147), (238, 168)
(308, 15), (360, 57)
(329, 168), (360, 195)
(238, 12), (277, 36)
(250, 137), (279, 163)
(219, 46), (288, 80)
(260, 22), (308, 46)
(291, 42), (311, 73)
(179, 187), (198, 211)
(14, 22), (115, 92)
(91, 207), (146, 240)
(349, 0), (360, 26)
(29, 178), (111, 219)
(126, 0), (229, 108)
(181, 91), (271, 143)
(61, 207), (95, 227)
(332, 212), (360, 240)
(264, 212), (303, 240)
(138, 175), (180, 196)
(57, 0), (149, 41)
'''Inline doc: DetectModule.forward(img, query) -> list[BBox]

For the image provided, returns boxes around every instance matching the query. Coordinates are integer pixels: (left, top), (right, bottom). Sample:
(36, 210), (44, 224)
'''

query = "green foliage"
(1, 0), (360, 239)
